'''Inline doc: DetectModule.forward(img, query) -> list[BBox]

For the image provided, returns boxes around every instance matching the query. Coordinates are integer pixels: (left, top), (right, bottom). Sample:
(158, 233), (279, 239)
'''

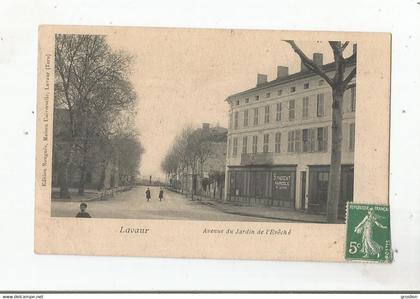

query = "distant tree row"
(53, 34), (144, 199)
(161, 125), (219, 192)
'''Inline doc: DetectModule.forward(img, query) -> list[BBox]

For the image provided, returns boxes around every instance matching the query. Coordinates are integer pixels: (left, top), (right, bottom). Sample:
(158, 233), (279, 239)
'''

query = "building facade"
(225, 53), (356, 217)
(174, 124), (228, 200)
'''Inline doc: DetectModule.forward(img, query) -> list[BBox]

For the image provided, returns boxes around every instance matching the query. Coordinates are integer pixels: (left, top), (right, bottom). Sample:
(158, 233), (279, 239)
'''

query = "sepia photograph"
(50, 30), (357, 224)
(3, 0), (420, 293)
(34, 26), (390, 262)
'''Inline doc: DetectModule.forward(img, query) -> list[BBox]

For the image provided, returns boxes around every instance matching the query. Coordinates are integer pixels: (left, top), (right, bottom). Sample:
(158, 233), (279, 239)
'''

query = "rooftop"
(226, 58), (356, 100)
(193, 124), (228, 143)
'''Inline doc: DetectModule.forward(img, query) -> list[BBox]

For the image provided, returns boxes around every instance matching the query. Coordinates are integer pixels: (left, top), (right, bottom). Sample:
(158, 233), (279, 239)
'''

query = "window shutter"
(324, 126), (328, 152)
(309, 128), (316, 152)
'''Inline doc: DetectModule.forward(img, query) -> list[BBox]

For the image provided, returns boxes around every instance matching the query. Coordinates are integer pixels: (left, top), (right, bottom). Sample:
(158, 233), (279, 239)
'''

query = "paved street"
(51, 186), (282, 222)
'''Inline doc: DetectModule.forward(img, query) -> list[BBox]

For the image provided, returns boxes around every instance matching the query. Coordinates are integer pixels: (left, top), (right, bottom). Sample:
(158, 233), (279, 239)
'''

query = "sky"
(107, 28), (354, 180)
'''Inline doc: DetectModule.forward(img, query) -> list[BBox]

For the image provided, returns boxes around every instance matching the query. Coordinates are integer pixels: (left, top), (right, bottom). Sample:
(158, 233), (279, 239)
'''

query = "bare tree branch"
(345, 51), (357, 65)
(345, 83), (356, 91)
(343, 67), (357, 88)
(341, 41), (350, 51)
(328, 41), (342, 58)
(283, 40), (333, 86)
(329, 41), (349, 84)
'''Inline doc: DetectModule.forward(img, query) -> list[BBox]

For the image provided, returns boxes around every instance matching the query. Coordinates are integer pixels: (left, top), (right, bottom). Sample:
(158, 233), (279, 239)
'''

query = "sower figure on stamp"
(354, 208), (387, 258)
(145, 187), (151, 202)
(159, 188), (164, 201)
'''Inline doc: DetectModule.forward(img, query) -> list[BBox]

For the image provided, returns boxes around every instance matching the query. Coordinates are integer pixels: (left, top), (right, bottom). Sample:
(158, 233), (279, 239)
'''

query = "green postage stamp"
(345, 203), (392, 262)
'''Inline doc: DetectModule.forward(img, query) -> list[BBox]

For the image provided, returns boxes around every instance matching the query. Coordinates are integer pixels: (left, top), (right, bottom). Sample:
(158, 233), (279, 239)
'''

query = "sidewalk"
(51, 186), (133, 202)
(195, 197), (328, 223)
(52, 188), (100, 202)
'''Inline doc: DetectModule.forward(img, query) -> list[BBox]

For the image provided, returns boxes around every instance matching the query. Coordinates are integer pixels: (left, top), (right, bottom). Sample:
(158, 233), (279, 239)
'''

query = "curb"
(198, 201), (327, 224)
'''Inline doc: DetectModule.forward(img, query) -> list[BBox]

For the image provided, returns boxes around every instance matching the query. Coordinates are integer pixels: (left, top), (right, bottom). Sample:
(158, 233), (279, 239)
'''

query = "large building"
(225, 52), (356, 217)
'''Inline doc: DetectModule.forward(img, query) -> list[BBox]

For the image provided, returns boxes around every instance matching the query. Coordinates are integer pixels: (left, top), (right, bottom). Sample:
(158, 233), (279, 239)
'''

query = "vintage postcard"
(35, 25), (391, 262)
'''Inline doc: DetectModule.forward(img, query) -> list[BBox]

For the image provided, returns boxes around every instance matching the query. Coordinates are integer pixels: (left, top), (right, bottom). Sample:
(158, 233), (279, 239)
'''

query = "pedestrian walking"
(76, 202), (91, 218)
(145, 187), (151, 202)
(159, 188), (164, 201)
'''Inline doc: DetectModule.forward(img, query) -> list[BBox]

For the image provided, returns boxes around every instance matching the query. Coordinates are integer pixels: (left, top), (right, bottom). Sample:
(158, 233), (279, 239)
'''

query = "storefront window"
(229, 171), (236, 195)
(308, 166), (354, 217)
(235, 171), (244, 196)
(229, 168), (296, 205)
(255, 171), (269, 198)
(272, 171), (294, 206)
(249, 171), (255, 196)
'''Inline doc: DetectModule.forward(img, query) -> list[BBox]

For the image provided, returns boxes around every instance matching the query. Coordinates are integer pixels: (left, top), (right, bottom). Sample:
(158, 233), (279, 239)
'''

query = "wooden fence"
(89, 185), (133, 201)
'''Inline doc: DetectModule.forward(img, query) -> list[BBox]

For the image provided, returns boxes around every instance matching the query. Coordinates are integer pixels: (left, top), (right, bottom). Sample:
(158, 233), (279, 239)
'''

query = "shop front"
(307, 165), (354, 218)
(227, 165), (296, 208)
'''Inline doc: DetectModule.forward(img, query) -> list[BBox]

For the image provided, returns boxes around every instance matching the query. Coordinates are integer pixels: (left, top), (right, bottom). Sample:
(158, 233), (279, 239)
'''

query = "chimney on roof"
(257, 73), (268, 86)
(277, 66), (289, 79)
(202, 123), (210, 131)
(313, 53), (323, 67)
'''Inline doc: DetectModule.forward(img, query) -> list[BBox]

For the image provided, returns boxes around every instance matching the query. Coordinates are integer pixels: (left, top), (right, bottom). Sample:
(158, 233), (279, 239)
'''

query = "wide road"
(51, 186), (274, 222)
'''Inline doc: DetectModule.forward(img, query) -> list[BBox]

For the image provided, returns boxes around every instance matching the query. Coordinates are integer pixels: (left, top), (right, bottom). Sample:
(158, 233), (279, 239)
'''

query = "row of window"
(230, 88), (356, 130)
(228, 124), (355, 157)
(233, 79), (327, 106)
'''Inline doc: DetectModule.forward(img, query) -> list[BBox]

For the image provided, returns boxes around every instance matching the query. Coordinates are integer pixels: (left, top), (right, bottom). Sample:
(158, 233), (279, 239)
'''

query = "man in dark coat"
(145, 187), (151, 202)
(158, 188), (164, 201)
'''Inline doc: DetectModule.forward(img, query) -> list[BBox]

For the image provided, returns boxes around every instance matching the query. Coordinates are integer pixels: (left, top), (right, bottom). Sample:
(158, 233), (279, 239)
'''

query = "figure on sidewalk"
(76, 202), (91, 218)
(159, 188), (164, 201)
(145, 187), (151, 202)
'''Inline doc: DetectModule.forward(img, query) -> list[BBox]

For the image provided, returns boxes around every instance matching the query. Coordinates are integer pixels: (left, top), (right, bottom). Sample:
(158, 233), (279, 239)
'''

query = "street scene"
(52, 186), (325, 222)
(51, 30), (357, 224)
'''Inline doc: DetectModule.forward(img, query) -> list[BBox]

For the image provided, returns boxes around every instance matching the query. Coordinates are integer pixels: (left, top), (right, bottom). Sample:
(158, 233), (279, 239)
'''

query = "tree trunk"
(114, 159), (120, 188)
(103, 160), (112, 190)
(326, 88), (344, 223)
(78, 165), (86, 196)
(191, 173), (195, 200)
(191, 162), (196, 200)
(58, 162), (70, 199)
(78, 144), (88, 195)
(58, 144), (76, 199)
(98, 166), (106, 190)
